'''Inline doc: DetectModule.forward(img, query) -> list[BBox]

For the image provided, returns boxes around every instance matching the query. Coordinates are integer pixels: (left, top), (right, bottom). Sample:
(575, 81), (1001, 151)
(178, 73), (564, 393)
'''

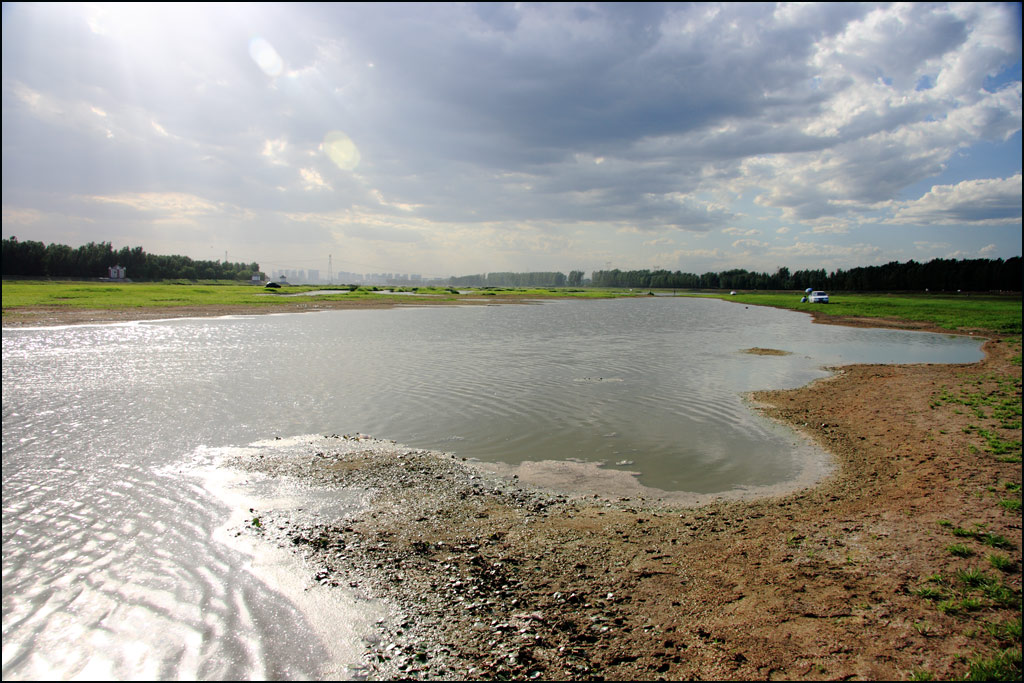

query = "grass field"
(0, 280), (638, 314)
(3, 281), (1020, 335)
(2, 281), (269, 307)
(702, 291), (1022, 335)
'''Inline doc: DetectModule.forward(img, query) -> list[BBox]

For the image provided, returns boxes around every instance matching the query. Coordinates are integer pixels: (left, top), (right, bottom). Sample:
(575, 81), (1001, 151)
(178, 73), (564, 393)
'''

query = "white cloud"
(887, 174), (1022, 225)
(84, 192), (223, 217)
(262, 139), (290, 166)
(914, 241), (952, 251)
(731, 238), (770, 249)
(299, 168), (330, 191)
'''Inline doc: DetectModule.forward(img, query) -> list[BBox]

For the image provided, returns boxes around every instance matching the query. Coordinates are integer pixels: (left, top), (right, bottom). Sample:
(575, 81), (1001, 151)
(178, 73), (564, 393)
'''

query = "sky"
(2, 2), (1021, 279)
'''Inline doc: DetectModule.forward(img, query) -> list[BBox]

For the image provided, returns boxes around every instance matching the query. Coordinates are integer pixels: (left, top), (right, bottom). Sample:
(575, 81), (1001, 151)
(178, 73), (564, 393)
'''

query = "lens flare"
(323, 131), (361, 171)
(249, 37), (283, 77)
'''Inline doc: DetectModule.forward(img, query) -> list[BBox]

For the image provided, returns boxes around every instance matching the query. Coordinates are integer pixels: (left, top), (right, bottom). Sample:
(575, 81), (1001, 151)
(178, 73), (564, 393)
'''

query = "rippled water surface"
(2, 298), (983, 679)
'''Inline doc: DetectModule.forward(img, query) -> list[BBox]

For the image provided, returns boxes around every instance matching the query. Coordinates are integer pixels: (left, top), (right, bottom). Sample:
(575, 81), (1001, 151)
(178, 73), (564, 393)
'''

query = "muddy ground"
(7, 303), (1021, 680)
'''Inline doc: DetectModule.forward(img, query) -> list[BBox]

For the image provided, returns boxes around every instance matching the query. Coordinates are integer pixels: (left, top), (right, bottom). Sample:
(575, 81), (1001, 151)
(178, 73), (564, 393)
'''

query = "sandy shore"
(0, 296), (535, 328)
(6, 303), (1021, 679)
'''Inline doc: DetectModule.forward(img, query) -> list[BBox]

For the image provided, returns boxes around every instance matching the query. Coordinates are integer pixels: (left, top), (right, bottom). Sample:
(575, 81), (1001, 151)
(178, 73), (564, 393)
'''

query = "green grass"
(2, 280), (304, 310)
(933, 376), (1022, 431)
(8, 284), (1020, 334)
(1, 281), (648, 316)
(987, 617), (1022, 642)
(948, 544), (976, 557)
(915, 586), (946, 600)
(999, 499), (1022, 513)
(988, 553), (1017, 573)
(964, 646), (1021, 681)
(957, 567), (991, 588)
(699, 291), (1022, 335)
(944, 524), (1017, 551)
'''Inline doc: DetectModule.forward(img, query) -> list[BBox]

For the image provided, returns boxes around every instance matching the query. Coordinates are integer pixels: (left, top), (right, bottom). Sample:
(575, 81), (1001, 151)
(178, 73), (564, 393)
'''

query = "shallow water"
(1, 297), (983, 679)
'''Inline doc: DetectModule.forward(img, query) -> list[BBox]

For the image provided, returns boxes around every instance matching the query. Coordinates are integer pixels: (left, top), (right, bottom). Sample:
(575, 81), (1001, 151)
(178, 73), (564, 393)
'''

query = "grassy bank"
(3, 281), (1021, 337)
(700, 291), (1022, 335)
(0, 280), (642, 319)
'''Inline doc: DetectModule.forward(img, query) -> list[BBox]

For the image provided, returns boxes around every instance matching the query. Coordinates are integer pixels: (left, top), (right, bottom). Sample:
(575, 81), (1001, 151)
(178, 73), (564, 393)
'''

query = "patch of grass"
(988, 553), (1017, 573)
(964, 647), (1022, 681)
(913, 621), (935, 636)
(980, 533), (1014, 550)
(978, 429), (1023, 458)
(981, 581), (1020, 609)
(957, 567), (992, 588)
(945, 525), (1017, 550)
(915, 586), (946, 600)
(999, 498), (1022, 512)
(948, 544), (975, 557)
(938, 598), (963, 614)
(959, 597), (987, 612)
(986, 616), (1022, 643)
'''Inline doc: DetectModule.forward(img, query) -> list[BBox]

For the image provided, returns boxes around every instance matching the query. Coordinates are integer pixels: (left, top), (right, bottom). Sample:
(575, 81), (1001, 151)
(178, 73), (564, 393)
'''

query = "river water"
(1, 297), (983, 679)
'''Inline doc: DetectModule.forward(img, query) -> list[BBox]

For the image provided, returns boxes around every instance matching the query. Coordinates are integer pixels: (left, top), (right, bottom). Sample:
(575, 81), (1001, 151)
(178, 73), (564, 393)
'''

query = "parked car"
(808, 291), (829, 303)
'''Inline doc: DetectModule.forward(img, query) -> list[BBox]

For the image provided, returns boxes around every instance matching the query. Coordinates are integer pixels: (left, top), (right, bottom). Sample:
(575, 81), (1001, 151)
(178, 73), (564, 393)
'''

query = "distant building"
(108, 265), (126, 279)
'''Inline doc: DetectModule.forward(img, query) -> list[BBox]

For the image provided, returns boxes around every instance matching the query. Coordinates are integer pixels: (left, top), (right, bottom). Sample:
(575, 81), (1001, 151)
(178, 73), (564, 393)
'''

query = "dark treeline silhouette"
(2, 237), (262, 281)
(449, 271), (569, 287)
(590, 258), (1021, 291)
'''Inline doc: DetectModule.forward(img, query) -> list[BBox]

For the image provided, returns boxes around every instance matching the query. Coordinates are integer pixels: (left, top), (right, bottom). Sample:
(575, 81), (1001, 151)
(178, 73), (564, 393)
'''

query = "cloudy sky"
(2, 2), (1021, 278)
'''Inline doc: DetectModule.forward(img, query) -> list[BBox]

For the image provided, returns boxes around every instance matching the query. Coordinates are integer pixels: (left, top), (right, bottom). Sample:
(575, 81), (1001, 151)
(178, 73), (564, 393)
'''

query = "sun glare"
(249, 36), (284, 78)
(323, 131), (361, 171)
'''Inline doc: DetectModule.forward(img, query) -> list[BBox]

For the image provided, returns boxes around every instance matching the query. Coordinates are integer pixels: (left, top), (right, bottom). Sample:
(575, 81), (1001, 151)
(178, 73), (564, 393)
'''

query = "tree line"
(449, 271), (573, 288)
(450, 258), (1020, 292)
(590, 258), (1021, 291)
(2, 237), (263, 281)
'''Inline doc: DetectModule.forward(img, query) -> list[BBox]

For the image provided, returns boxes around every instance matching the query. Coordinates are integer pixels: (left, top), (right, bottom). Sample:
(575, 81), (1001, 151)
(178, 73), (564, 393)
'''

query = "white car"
(808, 291), (829, 303)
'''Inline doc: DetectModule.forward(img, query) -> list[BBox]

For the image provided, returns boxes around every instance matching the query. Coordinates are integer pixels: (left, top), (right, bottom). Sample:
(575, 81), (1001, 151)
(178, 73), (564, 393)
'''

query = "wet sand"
(6, 302), (1021, 679)
(0, 296), (534, 328)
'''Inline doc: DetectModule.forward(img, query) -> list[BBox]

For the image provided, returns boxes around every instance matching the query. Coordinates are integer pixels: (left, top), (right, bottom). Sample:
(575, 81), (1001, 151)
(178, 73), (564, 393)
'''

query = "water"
(2, 297), (983, 679)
